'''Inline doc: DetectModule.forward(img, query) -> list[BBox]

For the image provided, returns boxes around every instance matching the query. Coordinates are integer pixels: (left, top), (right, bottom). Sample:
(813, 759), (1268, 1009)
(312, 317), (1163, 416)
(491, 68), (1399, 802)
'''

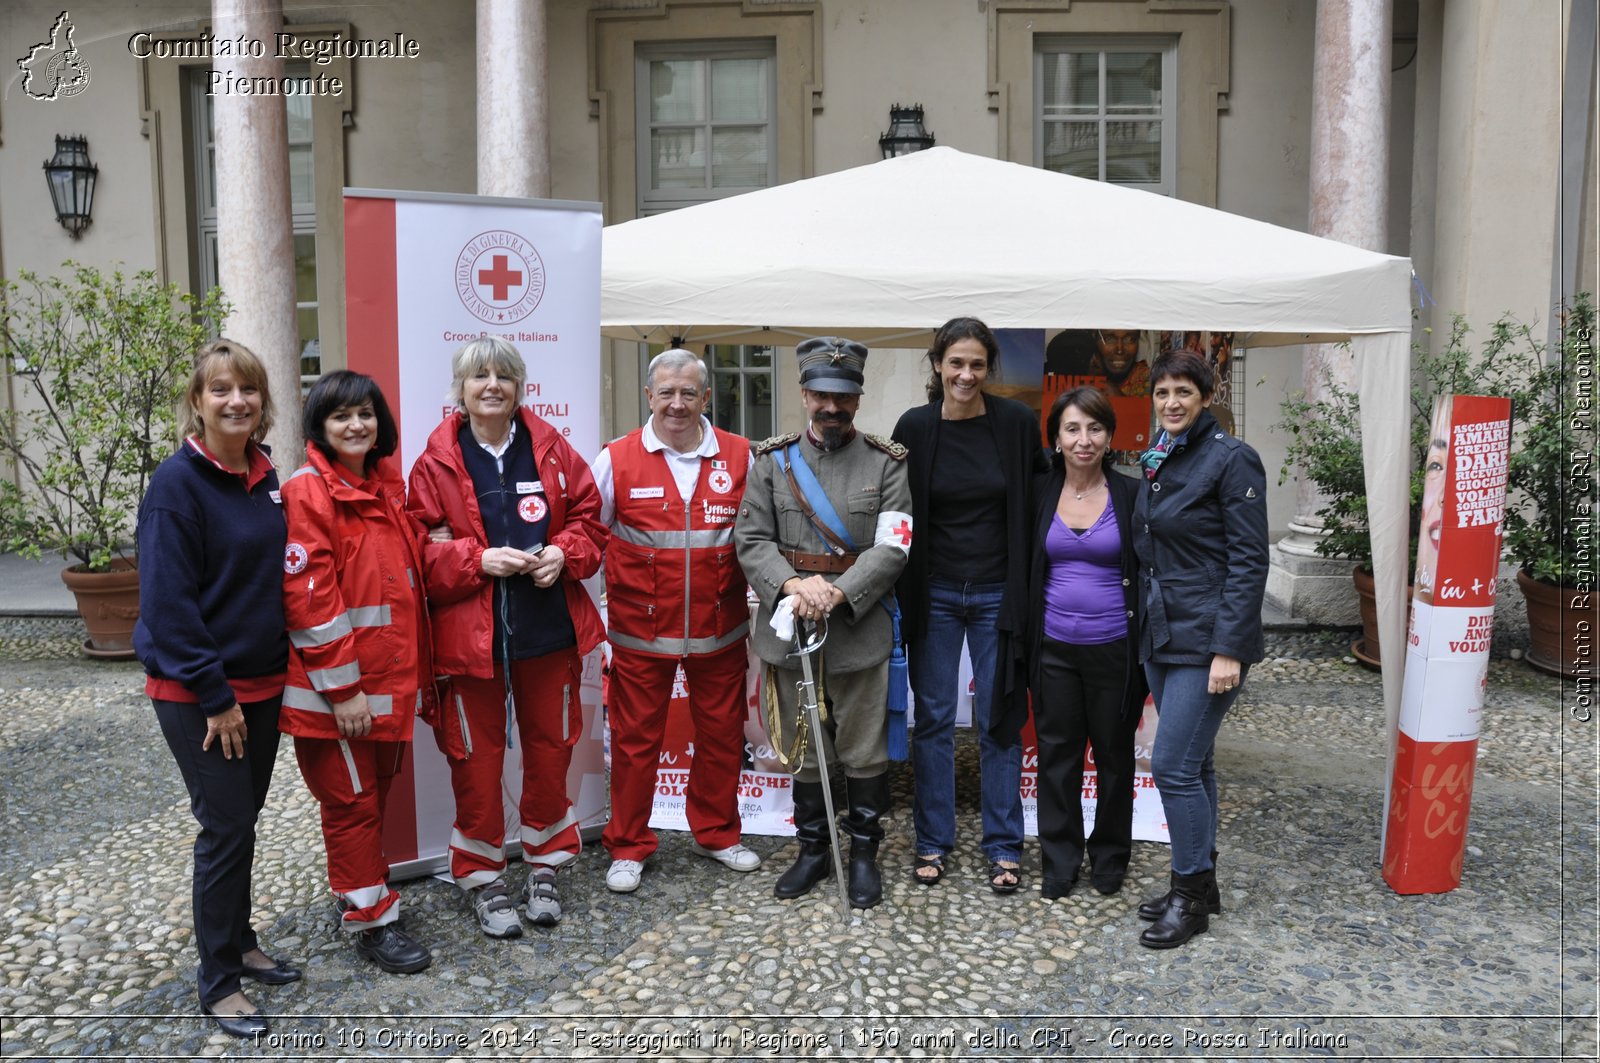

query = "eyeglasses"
(651, 387), (702, 403)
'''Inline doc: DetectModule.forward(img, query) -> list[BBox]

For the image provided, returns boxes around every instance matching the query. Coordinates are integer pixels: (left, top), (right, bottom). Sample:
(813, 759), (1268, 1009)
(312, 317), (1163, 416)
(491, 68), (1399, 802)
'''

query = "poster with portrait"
(1042, 329), (1155, 457)
(1383, 394), (1511, 894)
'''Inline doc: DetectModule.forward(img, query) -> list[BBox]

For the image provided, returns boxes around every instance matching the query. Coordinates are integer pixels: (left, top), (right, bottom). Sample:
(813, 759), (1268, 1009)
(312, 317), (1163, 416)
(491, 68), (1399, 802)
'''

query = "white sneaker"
(606, 859), (644, 893)
(470, 881), (523, 939)
(523, 871), (562, 926)
(690, 841), (762, 872)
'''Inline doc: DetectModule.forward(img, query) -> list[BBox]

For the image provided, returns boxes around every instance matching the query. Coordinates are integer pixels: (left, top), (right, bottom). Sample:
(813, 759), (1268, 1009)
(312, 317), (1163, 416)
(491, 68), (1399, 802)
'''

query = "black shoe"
(239, 954), (302, 985)
(1040, 877), (1077, 900)
(200, 995), (269, 1039)
(841, 775), (888, 909)
(1137, 858), (1222, 920)
(355, 924), (432, 974)
(847, 838), (882, 909)
(1139, 871), (1213, 949)
(774, 841), (833, 899)
(1091, 871), (1126, 895)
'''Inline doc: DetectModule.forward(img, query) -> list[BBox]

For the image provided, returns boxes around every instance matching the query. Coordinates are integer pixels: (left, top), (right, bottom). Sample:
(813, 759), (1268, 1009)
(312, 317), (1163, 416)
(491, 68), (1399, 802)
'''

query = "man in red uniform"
(591, 349), (761, 893)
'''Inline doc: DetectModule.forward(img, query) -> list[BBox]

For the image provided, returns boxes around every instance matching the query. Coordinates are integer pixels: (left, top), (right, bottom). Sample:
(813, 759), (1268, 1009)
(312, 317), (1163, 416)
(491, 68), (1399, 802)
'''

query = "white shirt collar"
(642, 415), (717, 458)
(474, 417), (516, 459)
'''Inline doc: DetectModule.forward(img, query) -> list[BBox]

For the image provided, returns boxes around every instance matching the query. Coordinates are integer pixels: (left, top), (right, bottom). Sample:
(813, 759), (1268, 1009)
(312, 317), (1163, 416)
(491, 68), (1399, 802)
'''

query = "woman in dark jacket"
(892, 317), (1046, 892)
(1134, 349), (1268, 949)
(1028, 387), (1147, 899)
(134, 340), (296, 1039)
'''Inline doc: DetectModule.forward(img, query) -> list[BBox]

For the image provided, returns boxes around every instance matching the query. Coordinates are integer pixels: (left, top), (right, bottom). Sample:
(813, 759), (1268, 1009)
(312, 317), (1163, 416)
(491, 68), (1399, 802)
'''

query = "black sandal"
(989, 860), (1022, 894)
(912, 853), (945, 886)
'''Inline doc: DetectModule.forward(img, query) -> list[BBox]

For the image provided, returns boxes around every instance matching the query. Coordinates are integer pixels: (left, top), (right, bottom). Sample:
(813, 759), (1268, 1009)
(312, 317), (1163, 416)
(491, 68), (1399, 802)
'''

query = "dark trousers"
(1034, 637), (1138, 888)
(154, 697), (281, 1006)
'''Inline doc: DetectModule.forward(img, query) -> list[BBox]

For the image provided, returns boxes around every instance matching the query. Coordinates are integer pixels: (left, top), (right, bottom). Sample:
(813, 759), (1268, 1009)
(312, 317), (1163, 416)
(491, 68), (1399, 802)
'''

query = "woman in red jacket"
(407, 338), (608, 938)
(281, 371), (434, 974)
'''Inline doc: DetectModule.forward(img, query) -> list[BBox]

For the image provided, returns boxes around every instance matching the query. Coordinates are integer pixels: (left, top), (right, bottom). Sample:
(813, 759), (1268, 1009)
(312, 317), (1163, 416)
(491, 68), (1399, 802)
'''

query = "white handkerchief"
(770, 595), (797, 642)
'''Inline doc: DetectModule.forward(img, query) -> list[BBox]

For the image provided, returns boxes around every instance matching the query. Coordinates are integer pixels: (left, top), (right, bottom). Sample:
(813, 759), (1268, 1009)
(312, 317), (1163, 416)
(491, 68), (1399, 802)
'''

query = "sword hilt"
(787, 615), (829, 658)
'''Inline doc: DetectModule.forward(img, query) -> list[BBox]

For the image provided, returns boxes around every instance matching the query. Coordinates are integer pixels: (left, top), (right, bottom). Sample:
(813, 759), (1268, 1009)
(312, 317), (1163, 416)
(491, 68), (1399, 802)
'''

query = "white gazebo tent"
(601, 147), (1415, 830)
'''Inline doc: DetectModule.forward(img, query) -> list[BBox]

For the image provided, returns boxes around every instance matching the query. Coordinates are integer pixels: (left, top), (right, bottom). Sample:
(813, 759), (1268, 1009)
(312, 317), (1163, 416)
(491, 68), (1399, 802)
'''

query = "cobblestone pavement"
(0, 619), (1594, 1061)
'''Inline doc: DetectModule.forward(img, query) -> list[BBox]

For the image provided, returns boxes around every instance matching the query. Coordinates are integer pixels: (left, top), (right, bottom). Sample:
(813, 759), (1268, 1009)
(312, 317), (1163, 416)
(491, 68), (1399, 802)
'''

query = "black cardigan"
(1006, 463), (1149, 744)
(891, 393), (1048, 739)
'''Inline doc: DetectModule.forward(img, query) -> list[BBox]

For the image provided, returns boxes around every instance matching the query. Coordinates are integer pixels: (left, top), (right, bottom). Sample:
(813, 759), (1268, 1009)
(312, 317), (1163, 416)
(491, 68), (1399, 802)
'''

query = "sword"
(789, 615), (851, 919)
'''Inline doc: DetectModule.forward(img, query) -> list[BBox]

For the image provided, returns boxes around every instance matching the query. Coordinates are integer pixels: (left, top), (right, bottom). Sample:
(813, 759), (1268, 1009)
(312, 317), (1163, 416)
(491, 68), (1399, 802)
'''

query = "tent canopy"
(601, 146), (1412, 349)
(600, 148), (1416, 839)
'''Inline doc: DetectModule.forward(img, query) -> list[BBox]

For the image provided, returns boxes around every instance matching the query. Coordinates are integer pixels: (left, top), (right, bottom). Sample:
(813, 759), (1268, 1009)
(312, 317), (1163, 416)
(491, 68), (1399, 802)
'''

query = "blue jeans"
(910, 578), (1022, 863)
(1143, 661), (1249, 875)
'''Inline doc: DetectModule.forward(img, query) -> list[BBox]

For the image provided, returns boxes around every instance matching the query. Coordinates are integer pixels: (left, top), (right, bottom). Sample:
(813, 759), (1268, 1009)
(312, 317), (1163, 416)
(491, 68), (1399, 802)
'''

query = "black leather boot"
(775, 781), (834, 899)
(1139, 870), (1213, 949)
(1138, 851), (1222, 920)
(841, 774), (888, 909)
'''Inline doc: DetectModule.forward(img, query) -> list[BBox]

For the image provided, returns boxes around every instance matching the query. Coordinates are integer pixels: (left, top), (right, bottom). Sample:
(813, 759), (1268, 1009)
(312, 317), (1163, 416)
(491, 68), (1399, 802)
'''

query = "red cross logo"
(456, 232), (546, 325)
(477, 255), (524, 301)
(892, 520), (912, 546)
(283, 542), (308, 574)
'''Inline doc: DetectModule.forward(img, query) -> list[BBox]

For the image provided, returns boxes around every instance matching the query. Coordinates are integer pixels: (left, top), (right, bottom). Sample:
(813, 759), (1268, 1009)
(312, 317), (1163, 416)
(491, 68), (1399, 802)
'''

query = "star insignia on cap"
(829, 350), (846, 364)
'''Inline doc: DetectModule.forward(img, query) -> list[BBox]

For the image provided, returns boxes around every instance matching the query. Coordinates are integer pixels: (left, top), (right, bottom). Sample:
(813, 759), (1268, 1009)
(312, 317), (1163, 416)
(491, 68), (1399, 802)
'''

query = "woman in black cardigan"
(892, 317), (1046, 892)
(1027, 387), (1147, 899)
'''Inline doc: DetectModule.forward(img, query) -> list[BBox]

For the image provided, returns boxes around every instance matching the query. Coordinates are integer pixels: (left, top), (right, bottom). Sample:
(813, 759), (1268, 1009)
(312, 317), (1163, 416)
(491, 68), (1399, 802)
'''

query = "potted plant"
(1277, 315), (1540, 667)
(0, 264), (227, 656)
(1504, 293), (1597, 677)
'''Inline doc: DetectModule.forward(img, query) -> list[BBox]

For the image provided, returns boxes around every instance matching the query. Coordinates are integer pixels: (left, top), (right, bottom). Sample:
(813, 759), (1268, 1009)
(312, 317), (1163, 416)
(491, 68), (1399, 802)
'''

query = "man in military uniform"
(733, 337), (912, 909)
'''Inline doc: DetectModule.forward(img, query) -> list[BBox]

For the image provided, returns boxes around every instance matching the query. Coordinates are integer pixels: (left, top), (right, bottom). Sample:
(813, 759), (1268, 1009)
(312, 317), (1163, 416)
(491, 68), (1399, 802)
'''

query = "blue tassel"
(885, 606), (909, 761)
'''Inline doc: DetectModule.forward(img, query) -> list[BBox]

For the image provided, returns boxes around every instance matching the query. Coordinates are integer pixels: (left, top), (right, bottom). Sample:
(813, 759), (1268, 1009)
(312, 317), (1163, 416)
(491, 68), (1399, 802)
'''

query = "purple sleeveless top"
(1042, 498), (1127, 645)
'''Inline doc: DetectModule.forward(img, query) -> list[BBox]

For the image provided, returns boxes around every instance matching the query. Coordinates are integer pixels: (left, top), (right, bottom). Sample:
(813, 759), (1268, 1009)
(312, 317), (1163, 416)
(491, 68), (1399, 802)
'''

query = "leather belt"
(783, 548), (857, 574)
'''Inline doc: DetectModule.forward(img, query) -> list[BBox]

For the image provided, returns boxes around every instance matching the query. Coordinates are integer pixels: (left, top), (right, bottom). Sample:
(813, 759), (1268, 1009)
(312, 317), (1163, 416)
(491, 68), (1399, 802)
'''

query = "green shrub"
(0, 264), (228, 570)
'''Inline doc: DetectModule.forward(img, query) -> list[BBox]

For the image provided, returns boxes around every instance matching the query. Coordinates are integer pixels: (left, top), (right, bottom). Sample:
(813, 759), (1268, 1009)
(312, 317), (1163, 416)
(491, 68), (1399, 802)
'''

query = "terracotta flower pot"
(60, 559), (140, 659)
(1350, 565), (1416, 672)
(1517, 568), (1596, 678)
(1350, 565), (1384, 670)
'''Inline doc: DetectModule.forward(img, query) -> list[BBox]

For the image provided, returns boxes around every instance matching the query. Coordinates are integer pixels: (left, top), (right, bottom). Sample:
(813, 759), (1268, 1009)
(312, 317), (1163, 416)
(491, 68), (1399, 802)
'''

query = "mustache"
(815, 412), (851, 423)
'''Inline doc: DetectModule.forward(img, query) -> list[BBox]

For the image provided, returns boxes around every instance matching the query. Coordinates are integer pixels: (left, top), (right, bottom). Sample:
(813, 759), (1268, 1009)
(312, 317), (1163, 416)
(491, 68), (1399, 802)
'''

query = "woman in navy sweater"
(133, 340), (294, 1039)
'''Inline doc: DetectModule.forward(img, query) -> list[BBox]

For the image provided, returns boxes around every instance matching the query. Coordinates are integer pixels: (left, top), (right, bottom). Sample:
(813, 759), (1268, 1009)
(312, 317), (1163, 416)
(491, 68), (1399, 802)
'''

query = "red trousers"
(293, 736), (407, 930)
(602, 642), (748, 861)
(445, 648), (583, 888)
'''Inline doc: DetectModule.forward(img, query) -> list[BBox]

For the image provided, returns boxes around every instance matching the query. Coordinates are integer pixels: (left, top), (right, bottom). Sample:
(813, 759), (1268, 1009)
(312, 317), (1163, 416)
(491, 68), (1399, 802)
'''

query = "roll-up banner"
(1383, 395), (1512, 894)
(343, 189), (605, 881)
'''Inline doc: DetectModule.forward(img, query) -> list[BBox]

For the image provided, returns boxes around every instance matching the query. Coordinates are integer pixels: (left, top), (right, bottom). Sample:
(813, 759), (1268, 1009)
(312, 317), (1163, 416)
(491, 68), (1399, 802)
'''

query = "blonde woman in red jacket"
(281, 371), (435, 974)
(407, 338), (608, 937)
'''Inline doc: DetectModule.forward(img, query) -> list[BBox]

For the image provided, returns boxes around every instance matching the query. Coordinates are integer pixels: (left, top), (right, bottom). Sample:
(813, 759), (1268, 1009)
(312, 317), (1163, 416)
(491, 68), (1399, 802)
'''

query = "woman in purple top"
(1026, 387), (1147, 898)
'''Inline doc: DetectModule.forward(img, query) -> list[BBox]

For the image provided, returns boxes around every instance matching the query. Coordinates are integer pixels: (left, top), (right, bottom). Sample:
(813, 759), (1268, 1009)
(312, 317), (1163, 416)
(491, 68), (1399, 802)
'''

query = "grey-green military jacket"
(734, 431), (913, 673)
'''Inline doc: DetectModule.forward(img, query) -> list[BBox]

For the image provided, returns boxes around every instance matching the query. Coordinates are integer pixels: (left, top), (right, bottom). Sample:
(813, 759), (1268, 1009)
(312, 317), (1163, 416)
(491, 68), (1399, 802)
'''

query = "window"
(638, 345), (775, 442)
(189, 65), (322, 387)
(1036, 38), (1177, 195)
(708, 345), (774, 439)
(635, 41), (776, 216)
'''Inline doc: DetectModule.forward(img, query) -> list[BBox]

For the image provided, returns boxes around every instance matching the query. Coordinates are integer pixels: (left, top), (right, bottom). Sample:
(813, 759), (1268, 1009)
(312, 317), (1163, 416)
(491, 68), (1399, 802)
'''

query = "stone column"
(211, 0), (302, 474)
(477, 0), (549, 198)
(1266, 0), (1393, 624)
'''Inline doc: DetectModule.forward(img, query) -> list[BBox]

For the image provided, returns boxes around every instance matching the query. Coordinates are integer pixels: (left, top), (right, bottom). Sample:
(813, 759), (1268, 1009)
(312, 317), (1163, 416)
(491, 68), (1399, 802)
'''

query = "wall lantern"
(43, 135), (98, 238)
(879, 104), (935, 159)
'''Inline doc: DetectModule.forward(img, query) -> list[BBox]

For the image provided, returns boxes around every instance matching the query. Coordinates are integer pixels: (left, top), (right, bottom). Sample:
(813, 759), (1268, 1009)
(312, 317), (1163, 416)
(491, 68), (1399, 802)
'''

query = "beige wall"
(1424, 0), (1565, 341)
(339, 1), (476, 195)
(812, 0), (993, 171)
(0, 0), (182, 282)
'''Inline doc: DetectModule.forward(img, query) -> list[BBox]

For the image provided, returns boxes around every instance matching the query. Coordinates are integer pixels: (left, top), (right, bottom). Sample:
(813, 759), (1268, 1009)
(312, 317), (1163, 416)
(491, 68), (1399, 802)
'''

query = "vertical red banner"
(1383, 395), (1511, 894)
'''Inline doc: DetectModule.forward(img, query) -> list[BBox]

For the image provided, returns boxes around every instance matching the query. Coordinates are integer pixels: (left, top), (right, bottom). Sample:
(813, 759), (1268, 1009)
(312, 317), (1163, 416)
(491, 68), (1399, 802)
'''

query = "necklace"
(1071, 479), (1105, 501)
